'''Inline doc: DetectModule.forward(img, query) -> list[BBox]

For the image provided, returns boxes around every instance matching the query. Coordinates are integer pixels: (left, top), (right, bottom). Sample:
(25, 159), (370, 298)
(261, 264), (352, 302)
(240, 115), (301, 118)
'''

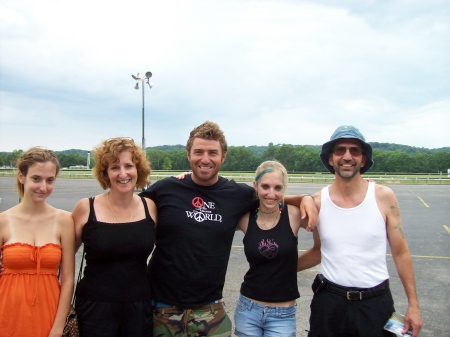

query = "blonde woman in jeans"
(234, 160), (320, 337)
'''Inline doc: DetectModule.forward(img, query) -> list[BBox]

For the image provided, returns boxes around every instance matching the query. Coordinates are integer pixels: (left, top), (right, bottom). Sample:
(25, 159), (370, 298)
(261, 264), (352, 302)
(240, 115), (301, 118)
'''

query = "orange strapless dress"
(0, 243), (62, 337)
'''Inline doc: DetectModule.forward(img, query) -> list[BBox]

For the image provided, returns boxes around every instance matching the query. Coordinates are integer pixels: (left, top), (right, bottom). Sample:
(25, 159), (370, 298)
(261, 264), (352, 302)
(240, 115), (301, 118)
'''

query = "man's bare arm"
(297, 229), (321, 271)
(380, 186), (423, 337)
(285, 194), (318, 231)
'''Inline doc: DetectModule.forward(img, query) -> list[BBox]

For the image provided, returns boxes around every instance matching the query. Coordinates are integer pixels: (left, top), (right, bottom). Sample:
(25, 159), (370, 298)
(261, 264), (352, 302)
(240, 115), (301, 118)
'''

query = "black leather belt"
(325, 279), (389, 300)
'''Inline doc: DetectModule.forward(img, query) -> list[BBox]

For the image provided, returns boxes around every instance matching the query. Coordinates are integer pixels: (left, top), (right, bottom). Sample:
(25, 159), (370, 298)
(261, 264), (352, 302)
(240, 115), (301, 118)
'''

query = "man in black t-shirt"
(140, 120), (317, 337)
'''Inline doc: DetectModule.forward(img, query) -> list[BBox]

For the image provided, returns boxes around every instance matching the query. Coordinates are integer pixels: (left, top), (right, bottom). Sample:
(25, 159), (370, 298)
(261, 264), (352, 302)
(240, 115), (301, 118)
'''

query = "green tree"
(221, 146), (259, 171)
(371, 150), (388, 173)
(148, 150), (166, 170)
(293, 147), (322, 172)
(262, 143), (277, 161)
(162, 157), (173, 170)
(390, 151), (413, 172)
(167, 150), (190, 170)
(411, 152), (429, 173)
(429, 152), (450, 173)
(57, 153), (88, 168)
(148, 150), (190, 170)
(260, 145), (320, 172)
(7, 150), (23, 167)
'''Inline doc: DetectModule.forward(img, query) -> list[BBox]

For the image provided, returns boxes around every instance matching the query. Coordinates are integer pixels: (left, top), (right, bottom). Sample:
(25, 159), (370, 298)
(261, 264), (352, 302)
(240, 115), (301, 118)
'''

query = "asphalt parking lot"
(1, 177), (449, 336)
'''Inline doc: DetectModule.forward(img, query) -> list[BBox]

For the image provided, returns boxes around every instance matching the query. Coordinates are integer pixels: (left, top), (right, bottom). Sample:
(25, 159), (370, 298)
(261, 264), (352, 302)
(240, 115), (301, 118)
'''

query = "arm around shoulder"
(236, 212), (250, 234)
(285, 194), (318, 231)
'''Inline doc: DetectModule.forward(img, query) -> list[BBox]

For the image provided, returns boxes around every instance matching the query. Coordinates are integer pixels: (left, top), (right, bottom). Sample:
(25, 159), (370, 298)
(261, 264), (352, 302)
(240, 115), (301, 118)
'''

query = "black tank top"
(240, 204), (300, 302)
(77, 196), (155, 302)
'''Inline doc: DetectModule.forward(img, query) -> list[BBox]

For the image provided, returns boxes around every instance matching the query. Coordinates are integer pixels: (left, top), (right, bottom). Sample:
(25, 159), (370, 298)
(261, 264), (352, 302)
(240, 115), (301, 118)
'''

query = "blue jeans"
(234, 294), (296, 337)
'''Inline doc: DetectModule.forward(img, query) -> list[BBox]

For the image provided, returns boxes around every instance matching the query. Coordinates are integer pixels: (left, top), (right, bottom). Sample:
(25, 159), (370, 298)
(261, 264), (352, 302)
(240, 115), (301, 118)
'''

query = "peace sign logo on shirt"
(192, 197), (204, 209)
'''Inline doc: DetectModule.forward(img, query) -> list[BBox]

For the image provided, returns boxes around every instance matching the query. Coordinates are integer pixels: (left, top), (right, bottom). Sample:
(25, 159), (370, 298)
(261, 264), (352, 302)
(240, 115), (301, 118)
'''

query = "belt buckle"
(346, 291), (362, 300)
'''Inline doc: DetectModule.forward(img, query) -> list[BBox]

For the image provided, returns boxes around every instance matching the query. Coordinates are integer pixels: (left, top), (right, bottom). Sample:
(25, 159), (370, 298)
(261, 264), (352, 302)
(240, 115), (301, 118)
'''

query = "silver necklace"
(107, 192), (135, 222)
(259, 211), (280, 230)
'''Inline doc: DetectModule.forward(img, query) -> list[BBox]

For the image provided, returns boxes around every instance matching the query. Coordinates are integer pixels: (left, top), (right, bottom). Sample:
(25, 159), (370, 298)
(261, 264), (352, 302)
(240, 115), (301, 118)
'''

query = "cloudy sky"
(0, 0), (449, 152)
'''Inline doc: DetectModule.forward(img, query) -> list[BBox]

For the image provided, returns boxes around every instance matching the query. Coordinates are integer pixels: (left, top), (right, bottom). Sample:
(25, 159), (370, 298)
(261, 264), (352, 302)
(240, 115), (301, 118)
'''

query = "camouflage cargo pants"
(153, 303), (231, 337)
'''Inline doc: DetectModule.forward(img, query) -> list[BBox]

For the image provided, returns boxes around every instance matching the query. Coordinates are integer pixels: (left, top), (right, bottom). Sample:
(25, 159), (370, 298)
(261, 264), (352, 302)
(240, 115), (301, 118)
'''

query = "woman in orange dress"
(0, 147), (75, 337)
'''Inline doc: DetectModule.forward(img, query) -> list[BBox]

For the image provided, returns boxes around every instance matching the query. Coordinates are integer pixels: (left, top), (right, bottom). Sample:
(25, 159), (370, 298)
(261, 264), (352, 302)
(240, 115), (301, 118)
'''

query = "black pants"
(308, 284), (396, 337)
(76, 297), (153, 337)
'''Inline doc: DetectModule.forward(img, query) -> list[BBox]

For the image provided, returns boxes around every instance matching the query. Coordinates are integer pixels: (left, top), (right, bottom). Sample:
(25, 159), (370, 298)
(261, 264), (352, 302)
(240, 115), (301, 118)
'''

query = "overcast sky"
(1, 0), (449, 152)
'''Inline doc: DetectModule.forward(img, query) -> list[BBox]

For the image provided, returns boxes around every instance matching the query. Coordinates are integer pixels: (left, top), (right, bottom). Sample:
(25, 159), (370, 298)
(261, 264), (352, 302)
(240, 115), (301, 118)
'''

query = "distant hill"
(57, 149), (91, 155)
(3, 143), (449, 157)
(149, 144), (323, 156)
(241, 143), (450, 156)
(370, 142), (450, 155)
(150, 145), (186, 151)
(242, 145), (267, 157)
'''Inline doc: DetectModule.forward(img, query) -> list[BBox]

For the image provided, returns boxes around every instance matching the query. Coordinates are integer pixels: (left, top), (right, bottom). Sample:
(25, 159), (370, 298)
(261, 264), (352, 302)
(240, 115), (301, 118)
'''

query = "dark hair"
(186, 121), (228, 154)
(16, 147), (60, 198)
(92, 138), (151, 189)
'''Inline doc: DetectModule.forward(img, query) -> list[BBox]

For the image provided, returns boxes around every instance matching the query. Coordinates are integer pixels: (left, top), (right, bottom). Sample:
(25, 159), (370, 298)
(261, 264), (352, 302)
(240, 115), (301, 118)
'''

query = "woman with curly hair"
(71, 137), (157, 337)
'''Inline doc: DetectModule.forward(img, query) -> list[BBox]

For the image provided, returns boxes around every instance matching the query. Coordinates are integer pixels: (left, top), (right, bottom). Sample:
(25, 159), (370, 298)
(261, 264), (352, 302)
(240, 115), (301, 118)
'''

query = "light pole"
(131, 71), (154, 152)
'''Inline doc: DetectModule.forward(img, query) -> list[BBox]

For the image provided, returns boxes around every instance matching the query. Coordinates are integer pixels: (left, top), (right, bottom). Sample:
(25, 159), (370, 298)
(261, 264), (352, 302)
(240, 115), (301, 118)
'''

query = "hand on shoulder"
(173, 171), (192, 180)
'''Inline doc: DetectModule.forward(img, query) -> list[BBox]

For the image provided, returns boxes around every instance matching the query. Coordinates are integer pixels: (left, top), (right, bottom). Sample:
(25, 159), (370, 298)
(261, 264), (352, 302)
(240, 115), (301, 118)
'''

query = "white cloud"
(1, 0), (449, 152)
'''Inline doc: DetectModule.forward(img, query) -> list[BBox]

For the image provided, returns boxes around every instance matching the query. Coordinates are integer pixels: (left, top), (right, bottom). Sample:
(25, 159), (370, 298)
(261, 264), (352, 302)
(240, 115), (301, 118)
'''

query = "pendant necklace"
(107, 191), (135, 222)
(260, 211), (279, 230)
(257, 203), (283, 230)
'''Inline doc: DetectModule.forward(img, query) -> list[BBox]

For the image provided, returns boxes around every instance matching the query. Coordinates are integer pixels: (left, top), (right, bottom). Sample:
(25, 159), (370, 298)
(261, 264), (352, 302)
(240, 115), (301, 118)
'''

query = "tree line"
(1, 144), (449, 173)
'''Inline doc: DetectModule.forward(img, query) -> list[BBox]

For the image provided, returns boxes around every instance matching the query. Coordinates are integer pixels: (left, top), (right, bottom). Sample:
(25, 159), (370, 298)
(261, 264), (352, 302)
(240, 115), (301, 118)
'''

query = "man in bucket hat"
(298, 125), (423, 337)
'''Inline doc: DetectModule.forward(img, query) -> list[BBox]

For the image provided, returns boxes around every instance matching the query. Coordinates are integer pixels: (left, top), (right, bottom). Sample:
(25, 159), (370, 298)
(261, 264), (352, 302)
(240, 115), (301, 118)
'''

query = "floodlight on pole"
(131, 71), (154, 153)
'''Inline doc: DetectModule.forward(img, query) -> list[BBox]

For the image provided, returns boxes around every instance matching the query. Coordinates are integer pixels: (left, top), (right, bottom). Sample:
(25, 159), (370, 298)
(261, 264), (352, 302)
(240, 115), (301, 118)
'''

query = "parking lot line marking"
(231, 246), (450, 259)
(418, 196), (429, 208)
(444, 225), (450, 235)
(386, 253), (450, 259)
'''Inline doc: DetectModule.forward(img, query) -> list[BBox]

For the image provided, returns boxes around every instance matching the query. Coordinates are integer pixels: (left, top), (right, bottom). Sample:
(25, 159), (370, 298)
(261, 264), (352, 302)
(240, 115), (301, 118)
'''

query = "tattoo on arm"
(393, 222), (405, 238)
(390, 203), (401, 216)
(390, 202), (405, 238)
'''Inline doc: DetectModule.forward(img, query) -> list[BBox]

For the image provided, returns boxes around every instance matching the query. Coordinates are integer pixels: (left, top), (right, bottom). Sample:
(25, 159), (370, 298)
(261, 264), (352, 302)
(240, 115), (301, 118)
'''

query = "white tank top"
(319, 182), (389, 287)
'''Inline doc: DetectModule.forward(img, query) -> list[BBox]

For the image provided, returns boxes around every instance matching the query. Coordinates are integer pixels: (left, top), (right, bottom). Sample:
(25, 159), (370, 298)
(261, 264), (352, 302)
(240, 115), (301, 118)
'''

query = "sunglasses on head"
(106, 137), (134, 143)
(332, 146), (363, 156)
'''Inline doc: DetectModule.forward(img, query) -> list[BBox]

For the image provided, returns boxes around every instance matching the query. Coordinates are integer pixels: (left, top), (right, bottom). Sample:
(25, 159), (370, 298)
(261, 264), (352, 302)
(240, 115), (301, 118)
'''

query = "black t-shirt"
(140, 175), (255, 308)
(240, 205), (300, 302)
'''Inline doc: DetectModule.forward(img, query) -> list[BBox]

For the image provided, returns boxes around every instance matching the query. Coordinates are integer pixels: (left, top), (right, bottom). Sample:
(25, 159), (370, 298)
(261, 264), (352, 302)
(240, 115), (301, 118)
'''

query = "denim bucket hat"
(320, 125), (373, 174)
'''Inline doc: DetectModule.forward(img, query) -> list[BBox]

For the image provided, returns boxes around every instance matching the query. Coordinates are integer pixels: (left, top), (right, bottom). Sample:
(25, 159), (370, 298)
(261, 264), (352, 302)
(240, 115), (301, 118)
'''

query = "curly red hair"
(92, 138), (151, 189)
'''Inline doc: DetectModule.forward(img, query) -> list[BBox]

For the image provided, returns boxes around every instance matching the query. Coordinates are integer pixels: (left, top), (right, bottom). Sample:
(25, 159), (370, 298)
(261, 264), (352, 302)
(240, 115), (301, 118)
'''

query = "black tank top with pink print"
(240, 204), (300, 302)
